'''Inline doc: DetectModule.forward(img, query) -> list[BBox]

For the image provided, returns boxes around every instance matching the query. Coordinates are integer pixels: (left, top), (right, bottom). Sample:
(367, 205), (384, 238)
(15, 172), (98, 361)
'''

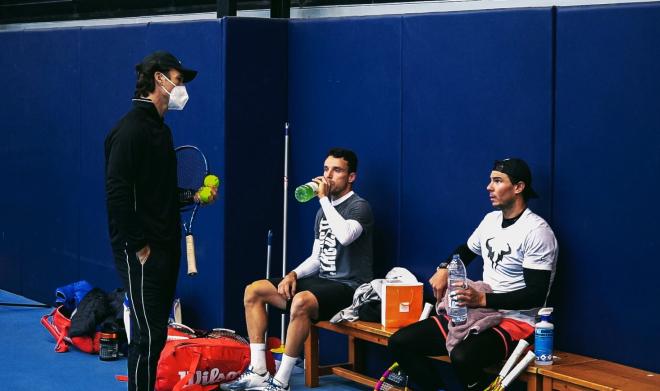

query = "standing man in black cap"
(388, 158), (558, 391)
(105, 51), (214, 391)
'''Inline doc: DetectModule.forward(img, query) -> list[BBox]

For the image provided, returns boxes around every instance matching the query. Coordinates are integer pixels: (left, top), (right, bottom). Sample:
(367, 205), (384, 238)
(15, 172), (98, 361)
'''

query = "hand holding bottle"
(313, 176), (331, 199)
(452, 285), (486, 308)
(294, 176), (332, 202)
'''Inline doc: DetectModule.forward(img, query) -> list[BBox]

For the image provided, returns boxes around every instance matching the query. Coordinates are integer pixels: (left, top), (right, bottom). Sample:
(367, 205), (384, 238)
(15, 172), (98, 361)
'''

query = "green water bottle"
(294, 181), (319, 202)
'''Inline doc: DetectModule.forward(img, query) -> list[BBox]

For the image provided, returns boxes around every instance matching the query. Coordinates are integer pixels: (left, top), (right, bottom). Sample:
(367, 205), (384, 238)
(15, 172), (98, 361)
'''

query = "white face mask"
(159, 73), (189, 110)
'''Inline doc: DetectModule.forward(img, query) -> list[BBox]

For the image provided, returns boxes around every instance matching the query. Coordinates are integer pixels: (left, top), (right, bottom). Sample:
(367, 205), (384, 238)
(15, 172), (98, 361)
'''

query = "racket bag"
(155, 336), (250, 391)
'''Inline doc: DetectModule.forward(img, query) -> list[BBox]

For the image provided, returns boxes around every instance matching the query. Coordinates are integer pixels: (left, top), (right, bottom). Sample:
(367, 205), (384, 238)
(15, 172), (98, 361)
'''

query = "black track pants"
(388, 315), (516, 391)
(114, 242), (180, 391)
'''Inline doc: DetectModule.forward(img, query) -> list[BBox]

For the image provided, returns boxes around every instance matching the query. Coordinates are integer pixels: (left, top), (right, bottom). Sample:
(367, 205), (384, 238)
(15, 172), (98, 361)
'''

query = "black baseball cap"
(137, 51), (198, 83)
(493, 158), (539, 199)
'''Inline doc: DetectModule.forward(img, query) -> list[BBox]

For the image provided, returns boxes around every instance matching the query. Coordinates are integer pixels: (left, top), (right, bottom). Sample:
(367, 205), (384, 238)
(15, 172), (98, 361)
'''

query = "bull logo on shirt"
(486, 237), (511, 269)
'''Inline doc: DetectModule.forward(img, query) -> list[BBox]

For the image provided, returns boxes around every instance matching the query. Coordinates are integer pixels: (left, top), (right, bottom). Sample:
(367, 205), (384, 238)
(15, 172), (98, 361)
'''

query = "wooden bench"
(304, 320), (660, 391)
(303, 320), (537, 389)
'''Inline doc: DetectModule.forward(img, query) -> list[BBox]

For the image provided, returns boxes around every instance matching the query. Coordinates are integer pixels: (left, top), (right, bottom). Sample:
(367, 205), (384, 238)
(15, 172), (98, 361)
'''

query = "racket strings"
(176, 148), (208, 189)
(376, 364), (409, 391)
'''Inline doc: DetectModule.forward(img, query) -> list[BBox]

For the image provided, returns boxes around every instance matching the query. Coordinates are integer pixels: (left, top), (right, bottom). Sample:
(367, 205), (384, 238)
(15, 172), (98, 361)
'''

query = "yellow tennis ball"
(198, 187), (213, 204)
(204, 174), (220, 188)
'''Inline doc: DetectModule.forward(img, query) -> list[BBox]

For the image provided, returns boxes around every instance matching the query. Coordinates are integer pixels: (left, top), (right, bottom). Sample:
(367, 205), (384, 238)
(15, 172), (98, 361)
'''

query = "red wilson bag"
(41, 306), (101, 354)
(156, 329), (256, 391)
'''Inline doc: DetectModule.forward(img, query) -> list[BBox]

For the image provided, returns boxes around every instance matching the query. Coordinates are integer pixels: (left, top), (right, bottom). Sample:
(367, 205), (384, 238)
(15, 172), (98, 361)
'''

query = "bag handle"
(40, 308), (68, 353)
(172, 352), (217, 391)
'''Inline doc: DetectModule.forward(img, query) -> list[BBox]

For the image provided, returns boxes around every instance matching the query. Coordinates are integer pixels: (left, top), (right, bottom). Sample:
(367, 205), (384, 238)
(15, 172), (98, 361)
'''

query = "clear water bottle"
(294, 181), (319, 203)
(447, 254), (468, 325)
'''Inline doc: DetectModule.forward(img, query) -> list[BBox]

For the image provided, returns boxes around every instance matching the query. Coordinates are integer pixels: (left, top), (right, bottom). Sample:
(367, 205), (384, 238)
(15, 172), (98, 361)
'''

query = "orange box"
(381, 281), (424, 328)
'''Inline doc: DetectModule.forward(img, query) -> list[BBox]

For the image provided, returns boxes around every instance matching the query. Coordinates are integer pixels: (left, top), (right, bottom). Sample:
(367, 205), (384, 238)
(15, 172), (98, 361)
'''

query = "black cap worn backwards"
(493, 158), (539, 199)
(137, 51), (198, 83)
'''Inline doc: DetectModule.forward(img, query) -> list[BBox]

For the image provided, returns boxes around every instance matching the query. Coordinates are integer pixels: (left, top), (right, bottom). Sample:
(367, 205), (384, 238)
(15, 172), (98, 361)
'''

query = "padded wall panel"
(0, 31), (25, 294)
(146, 20), (225, 329)
(17, 28), (82, 303)
(223, 18), (288, 334)
(401, 9), (554, 282)
(79, 24), (148, 292)
(288, 17), (402, 280)
(555, 3), (660, 372)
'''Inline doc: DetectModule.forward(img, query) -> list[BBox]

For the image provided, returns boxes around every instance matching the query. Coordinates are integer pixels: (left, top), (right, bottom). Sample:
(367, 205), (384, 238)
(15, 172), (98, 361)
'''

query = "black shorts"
(268, 276), (355, 322)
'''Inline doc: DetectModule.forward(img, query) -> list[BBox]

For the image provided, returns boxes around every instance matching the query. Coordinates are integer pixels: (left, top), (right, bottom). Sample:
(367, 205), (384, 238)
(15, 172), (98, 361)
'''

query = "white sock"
(274, 354), (298, 387)
(249, 343), (267, 374)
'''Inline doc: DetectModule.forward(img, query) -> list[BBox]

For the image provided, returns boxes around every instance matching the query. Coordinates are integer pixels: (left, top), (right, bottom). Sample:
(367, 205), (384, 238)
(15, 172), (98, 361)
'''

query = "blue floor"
(0, 289), (367, 391)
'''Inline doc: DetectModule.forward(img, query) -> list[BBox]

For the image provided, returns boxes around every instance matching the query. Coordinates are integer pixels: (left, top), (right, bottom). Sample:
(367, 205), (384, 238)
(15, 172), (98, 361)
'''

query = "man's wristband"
(436, 262), (449, 271)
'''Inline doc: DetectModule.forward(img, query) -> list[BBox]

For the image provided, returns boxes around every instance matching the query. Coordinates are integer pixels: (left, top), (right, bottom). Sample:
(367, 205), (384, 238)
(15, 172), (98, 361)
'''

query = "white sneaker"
(221, 367), (272, 391)
(264, 377), (290, 391)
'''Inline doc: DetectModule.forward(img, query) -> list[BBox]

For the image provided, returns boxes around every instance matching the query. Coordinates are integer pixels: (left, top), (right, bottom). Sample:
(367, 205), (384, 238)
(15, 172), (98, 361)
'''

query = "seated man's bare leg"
(223, 281), (288, 391)
(268, 291), (319, 390)
(283, 290), (319, 357)
(244, 279), (288, 343)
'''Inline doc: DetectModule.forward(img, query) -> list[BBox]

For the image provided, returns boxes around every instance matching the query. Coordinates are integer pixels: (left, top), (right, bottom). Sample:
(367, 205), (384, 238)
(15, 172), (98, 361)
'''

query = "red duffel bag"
(41, 306), (101, 354)
(156, 328), (275, 391)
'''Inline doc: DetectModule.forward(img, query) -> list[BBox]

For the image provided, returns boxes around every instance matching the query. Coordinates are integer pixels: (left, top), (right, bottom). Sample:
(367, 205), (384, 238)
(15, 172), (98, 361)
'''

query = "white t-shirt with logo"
(467, 208), (558, 324)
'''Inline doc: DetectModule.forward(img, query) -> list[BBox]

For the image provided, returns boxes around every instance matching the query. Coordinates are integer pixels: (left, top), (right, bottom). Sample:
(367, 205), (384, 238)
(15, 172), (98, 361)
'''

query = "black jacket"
(105, 99), (181, 252)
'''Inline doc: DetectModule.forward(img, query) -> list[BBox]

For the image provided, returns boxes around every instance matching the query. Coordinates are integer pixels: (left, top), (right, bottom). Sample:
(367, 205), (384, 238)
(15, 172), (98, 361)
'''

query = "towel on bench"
(436, 280), (502, 353)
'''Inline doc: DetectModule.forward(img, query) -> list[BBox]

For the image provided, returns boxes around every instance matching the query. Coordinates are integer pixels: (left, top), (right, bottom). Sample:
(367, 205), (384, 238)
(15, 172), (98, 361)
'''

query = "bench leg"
(305, 325), (319, 387)
(526, 372), (542, 391)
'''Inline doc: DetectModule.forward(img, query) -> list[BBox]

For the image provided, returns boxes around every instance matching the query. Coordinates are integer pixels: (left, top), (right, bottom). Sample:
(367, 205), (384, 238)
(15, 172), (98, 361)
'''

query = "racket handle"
(502, 351), (536, 388)
(186, 234), (198, 276)
(500, 339), (530, 377)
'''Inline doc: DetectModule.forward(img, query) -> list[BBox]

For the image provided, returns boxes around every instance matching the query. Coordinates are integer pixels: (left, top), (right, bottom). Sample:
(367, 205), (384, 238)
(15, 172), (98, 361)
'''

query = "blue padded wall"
(79, 24), (148, 293)
(400, 8), (554, 283)
(0, 31), (24, 294)
(222, 18), (289, 334)
(554, 3), (660, 372)
(16, 28), (82, 302)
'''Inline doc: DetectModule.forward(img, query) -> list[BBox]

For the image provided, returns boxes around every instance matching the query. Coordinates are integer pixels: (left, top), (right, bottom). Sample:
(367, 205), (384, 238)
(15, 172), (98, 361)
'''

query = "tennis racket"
(485, 340), (535, 391)
(374, 362), (409, 391)
(175, 145), (209, 276)
(204, 328), (249, 345)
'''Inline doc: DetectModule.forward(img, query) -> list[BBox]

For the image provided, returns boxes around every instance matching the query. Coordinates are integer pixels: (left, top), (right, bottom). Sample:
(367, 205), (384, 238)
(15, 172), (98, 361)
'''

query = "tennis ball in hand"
(198, 187), (213, 204)
(204, 174), (220, 188)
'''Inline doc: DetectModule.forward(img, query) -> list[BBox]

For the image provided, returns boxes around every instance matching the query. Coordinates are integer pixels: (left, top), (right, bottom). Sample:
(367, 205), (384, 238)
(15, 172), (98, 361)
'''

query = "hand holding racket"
(176, 145), (219, 276)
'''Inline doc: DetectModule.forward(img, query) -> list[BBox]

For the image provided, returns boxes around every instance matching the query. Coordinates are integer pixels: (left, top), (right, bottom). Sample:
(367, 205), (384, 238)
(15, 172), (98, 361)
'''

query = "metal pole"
(281, 122), (289, 345)
(265, 229), (272, 340)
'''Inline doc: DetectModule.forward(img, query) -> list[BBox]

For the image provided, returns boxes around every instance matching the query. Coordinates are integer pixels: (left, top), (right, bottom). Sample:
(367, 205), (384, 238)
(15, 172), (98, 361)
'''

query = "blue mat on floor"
(0, 289), (367, 390)
(0, 289), (126, 391)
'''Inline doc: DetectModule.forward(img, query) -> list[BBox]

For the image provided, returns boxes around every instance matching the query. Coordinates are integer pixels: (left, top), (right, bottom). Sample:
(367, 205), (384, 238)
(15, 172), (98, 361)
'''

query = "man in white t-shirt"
(388, 158), (558, 390)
